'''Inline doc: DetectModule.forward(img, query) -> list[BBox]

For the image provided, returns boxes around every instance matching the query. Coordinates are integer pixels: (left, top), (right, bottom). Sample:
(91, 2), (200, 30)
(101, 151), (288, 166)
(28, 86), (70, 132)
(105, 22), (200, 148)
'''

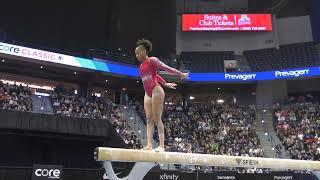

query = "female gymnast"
(135, 39), (189, 152)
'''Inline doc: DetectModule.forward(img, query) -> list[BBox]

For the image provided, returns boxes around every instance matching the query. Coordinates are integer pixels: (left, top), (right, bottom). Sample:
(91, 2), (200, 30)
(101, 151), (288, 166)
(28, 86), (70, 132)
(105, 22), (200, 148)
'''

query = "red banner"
(182, 14), (272, 32)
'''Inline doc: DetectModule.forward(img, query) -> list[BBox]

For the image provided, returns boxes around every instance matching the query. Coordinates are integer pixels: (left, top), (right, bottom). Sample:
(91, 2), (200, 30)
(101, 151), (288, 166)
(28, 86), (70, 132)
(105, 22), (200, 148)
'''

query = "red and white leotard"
(139, 57), (182, 97)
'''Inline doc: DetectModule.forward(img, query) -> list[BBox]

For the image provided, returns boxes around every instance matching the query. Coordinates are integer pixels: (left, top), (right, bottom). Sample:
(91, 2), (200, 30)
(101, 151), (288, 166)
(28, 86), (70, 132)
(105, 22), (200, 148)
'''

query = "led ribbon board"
(1, 42), (318, 82)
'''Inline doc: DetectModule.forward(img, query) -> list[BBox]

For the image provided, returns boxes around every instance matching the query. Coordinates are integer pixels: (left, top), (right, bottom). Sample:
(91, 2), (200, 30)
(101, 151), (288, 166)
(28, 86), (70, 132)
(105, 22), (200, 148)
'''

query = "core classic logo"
(275, 69), (309, 78)
(0, 43), (60, 61)
(235, 158), (259, 166)
(159, 173), (179, 180)
(32, 164), (63, 180)
(0, 43), (20, 54)
(225, 73), (256, 81)
(35, 169), (60, 178)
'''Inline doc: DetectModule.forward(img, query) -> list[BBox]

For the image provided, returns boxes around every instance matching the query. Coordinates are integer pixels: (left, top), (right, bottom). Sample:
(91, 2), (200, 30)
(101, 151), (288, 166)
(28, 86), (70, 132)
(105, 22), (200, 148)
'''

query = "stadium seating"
(179, 51), (234, 72)
(274, 94), (320, 160)
(245, 42), (320, 71)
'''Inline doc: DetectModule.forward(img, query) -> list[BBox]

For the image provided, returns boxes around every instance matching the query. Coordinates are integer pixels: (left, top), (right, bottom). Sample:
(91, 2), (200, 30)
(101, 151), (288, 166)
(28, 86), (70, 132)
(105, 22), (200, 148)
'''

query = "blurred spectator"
(274, 94), (320, 160)
(51, 86), (142, 149)
(276, 144), (283, 158)
(163, 102), (263, 157)
(0, 81), (32, 112)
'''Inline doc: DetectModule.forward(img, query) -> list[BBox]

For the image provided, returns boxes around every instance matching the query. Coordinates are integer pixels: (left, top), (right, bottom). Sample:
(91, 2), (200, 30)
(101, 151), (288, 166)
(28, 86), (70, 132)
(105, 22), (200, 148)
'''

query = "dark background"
(0, 0), (312, 59)
(0, 0), (176, 58)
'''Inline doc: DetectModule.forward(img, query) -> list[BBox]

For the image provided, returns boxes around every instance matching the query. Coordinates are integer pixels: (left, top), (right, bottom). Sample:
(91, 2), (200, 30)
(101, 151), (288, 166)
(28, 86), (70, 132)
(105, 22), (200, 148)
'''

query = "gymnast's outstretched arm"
(150, 57), (188, 79)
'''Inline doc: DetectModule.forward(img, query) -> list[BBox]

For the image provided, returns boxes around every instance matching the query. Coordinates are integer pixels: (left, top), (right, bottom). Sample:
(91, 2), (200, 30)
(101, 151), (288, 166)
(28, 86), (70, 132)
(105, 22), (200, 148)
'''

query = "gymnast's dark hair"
(136, 39), (152, 53)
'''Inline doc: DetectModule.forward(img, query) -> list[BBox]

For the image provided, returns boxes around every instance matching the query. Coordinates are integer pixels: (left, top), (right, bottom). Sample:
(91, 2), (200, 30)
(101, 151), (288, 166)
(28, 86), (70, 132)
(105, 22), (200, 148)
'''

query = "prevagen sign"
(0, 42), (319, 82)
(190, 67), (316, 82)
(275, 69), (310, 78)
(225, 73), (257, 81)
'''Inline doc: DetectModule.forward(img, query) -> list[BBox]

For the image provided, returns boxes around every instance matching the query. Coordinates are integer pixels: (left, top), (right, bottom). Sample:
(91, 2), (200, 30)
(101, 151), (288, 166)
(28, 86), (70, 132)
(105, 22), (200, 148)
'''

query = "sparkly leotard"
(139, 57), (182, 97)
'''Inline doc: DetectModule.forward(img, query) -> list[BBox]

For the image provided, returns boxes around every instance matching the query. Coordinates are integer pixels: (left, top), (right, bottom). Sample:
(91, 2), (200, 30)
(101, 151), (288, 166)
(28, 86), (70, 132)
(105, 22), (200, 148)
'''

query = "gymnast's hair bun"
(136, 39), (152, 53)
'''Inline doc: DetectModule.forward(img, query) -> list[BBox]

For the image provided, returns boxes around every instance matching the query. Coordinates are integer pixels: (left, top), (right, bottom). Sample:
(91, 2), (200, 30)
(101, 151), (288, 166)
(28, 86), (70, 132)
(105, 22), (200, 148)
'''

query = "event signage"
(32, 164), (63, 180)
(182, 14), (272, 32)
(1, 42), (319, 82)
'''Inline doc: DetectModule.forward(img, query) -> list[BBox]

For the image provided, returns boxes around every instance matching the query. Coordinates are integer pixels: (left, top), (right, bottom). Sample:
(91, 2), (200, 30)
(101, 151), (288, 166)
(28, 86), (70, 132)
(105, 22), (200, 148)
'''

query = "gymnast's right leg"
(142, 93), (154, 150)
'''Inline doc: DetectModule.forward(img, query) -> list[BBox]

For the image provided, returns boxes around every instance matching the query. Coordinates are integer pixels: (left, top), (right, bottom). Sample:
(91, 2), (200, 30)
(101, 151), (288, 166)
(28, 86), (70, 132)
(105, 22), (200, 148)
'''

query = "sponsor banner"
(0, 42), (137, 77)
(0, 42), (79, 67)
(272, 172), (298, 180)
(190, 67), (318, 82)
(1, 42), (320, 82)
(144, 171), (197, 180)
(182, 14), (272, 32)
(158, 171), (180, 180)
(235, 158), (260, 167)
(32, 164), (63, 180)
(102, 169), (126, 180)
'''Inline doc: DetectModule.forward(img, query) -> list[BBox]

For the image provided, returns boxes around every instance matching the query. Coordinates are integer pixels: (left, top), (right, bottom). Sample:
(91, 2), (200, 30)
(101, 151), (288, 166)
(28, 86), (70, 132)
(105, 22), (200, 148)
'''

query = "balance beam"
(94, 147), (320, 171)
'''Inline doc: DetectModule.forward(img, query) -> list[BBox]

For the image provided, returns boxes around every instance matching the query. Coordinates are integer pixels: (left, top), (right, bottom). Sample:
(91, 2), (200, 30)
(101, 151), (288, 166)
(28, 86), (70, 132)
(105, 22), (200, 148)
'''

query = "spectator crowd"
(163, 102), (263, 158)
(274, 94), (320, 160)
(0, 81), (32, 112)
(50, 85), (142, 149)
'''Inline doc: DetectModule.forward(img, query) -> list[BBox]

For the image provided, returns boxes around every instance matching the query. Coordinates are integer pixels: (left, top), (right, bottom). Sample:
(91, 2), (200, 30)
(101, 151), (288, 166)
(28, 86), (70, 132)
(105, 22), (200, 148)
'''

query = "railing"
(260, 110), (283, 158)
(116, 104), (146, 139)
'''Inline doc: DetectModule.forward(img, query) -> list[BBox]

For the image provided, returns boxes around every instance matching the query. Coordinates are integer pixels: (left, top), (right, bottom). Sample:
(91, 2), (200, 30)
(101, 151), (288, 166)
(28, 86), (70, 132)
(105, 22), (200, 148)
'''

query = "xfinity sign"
(32, 164), (63, 180)
(159, 173), (180, 180)
(275, 69), (309, 78)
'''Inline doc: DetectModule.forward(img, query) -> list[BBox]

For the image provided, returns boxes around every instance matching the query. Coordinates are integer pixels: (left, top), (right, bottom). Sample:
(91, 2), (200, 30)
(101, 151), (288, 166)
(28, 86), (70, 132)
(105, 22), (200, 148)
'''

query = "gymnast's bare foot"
(153, 146), (165, 152)
(141, 145), (153, 150)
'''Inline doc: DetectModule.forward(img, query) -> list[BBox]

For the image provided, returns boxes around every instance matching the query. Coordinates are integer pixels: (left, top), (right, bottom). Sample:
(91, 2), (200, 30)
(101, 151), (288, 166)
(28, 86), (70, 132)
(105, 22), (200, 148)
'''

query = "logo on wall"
(238, 14), (251, 25)
(217, 175), (236, 180)
(274, 176), (293, 180)
(275, 69), (310, 77)
(224, 73), (257, 81)
(236, 158), (242, 165)
(236, 158), (259, 166)
(32, 164), (63, 180)
(103, 172), (122, 179)
(159, 172), (180, 180)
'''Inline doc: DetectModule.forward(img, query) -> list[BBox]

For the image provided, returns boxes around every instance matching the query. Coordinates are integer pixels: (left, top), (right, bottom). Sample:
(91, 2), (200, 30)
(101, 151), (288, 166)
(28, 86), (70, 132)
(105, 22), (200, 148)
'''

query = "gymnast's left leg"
(151, 85), (165, 152)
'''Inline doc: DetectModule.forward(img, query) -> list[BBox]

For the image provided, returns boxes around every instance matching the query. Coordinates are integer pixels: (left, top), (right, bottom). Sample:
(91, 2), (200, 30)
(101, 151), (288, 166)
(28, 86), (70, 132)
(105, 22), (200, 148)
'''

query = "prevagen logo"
(274, 176), (293, 180)
(224, 73), (257, 81)
(217, 176), (236, 180)
(275, 69), (309, 77)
